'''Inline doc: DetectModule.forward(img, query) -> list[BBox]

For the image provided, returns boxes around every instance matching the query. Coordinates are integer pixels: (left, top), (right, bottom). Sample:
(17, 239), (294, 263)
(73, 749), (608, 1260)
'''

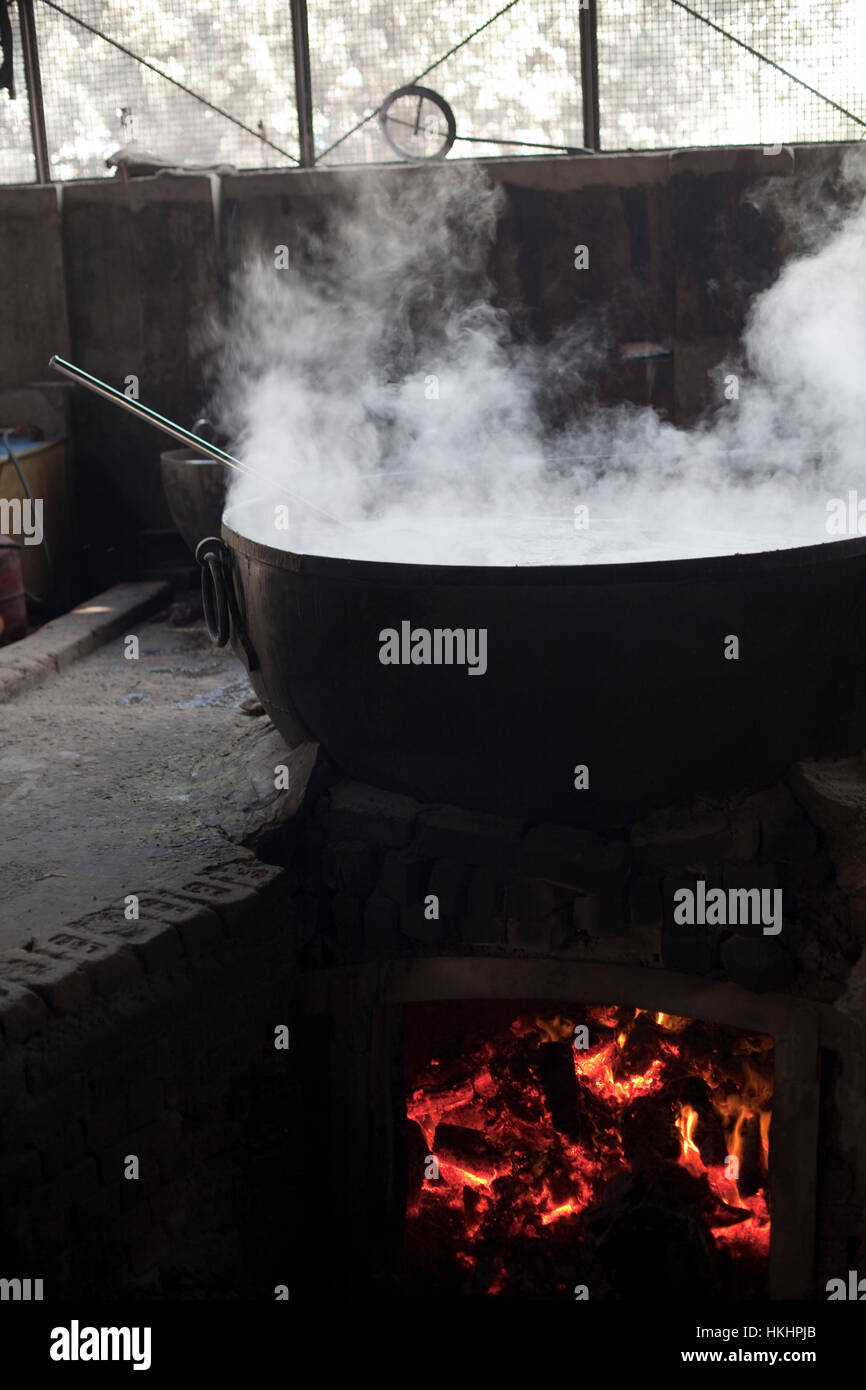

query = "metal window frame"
(579, 0), (600, 151)
(18, 0), (50, 182)
(290, 0), (315, 167)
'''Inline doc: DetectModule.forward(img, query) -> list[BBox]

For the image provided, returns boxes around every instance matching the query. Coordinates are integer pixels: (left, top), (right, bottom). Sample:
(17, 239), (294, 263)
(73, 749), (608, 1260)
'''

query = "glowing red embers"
(404, 1003), (773, 1298)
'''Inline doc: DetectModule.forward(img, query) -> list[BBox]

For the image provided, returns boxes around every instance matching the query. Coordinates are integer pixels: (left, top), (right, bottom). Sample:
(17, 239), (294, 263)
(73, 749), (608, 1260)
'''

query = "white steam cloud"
(211, 156), (866, 566)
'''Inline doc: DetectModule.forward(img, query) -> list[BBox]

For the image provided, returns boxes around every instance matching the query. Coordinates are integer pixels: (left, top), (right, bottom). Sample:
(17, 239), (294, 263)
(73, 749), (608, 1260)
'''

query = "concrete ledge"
(0, 581), (171, 702)
(0, 849), (290, 1022)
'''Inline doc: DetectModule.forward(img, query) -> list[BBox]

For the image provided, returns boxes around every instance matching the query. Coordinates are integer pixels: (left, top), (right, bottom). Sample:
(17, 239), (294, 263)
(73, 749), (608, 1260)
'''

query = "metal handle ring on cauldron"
(195, 537), (230, 646)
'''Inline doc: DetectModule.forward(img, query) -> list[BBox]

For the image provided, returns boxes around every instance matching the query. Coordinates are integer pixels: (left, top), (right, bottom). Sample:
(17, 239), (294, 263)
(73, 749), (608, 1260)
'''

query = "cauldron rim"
(221, 504), (866, 587)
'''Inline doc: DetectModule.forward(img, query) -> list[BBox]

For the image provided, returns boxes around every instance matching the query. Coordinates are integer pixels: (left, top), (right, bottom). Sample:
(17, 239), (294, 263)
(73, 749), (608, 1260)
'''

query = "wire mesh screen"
(2, 1), (866, 183)
(0, 18), (36, 183)
(31, 0), (298, 180)
(308, 1), (585, 165)
(598, 0), (866, 150)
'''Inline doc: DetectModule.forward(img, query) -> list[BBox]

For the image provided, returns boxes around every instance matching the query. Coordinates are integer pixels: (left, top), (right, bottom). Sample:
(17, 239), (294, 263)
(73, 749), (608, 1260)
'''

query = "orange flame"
(535, 1013), (576, 1042)
(675, 1103), (702, 1171)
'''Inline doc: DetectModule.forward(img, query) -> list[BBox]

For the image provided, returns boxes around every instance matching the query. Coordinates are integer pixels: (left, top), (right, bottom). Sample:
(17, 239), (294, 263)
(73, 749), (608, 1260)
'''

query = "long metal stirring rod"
(48, 354), (348, 528)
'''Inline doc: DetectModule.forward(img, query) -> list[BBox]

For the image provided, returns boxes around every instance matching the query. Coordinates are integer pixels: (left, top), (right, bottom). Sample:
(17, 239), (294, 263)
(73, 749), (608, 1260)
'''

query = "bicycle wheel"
(378, 86), (457, 162)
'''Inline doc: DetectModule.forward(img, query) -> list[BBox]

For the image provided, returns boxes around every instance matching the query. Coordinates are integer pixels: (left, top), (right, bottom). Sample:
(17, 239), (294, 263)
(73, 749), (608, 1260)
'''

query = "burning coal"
(211, 153), (866, 566)
(403, 1003), (772, 1299)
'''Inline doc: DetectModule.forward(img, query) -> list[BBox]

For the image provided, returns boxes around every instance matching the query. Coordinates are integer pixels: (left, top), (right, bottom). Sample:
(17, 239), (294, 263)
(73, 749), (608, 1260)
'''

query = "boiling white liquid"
(228, 499), (837, 566)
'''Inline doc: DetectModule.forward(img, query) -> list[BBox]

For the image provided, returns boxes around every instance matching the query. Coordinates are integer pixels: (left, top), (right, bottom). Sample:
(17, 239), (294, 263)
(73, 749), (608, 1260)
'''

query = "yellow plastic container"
(0, 434), (72, 612)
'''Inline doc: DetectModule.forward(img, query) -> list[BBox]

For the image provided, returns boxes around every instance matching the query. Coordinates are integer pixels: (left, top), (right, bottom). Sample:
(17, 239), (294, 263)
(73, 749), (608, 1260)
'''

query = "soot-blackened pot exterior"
(206, 512), (866, 829)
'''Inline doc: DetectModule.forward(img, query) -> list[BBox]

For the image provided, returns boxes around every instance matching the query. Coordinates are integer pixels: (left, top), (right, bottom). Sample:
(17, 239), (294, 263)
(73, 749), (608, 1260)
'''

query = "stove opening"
(402, 1000), (774, 1299)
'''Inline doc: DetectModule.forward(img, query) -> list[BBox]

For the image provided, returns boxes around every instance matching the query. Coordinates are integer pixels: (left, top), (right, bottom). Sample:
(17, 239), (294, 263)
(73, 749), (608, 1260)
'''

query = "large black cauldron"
(198, 504), (866, 829)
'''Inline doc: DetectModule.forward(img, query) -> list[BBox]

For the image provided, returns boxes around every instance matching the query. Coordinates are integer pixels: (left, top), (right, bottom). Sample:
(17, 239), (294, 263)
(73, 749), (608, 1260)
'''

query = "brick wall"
(0, 857), (301, 1298)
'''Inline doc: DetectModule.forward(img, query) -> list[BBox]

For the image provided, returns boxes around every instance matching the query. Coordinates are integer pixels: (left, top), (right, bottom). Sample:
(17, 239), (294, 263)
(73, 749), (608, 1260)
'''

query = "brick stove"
(1, 740), (864, 1304)
(281, 755), (866, 1302)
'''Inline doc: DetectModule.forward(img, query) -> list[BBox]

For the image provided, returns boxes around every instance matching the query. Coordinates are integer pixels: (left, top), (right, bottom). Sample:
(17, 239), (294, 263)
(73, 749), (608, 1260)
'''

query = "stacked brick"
(290, 774), (856, 1002)
(0, 857), (300, 1298)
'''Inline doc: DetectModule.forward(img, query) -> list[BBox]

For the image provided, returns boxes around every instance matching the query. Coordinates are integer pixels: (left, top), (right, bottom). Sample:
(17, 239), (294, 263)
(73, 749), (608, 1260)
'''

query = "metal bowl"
(197, 500), (866, 828)
(160, 449), (227, 556)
